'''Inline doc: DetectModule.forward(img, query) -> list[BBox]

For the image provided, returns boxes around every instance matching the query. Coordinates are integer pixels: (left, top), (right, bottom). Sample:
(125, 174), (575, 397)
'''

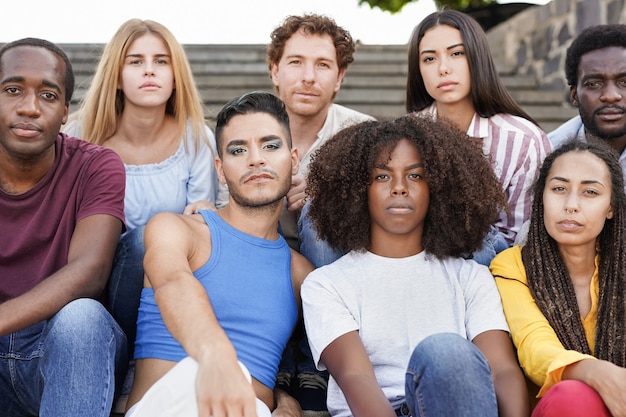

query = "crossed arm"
(0, 214), (122, 337)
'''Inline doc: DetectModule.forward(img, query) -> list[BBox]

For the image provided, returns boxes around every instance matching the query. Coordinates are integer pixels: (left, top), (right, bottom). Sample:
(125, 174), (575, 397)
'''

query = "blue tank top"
(135, 210), (297, 389)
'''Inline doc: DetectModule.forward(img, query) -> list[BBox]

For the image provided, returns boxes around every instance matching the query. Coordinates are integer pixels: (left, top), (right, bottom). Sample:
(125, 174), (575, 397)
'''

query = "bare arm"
(563, 359), (626, 417)
(473, 330), (530, 417)
(270, 249), (313, 417)
(0, 214), (121, 336)
(144, 212), (257, 417)
(322, 331), (395, 417)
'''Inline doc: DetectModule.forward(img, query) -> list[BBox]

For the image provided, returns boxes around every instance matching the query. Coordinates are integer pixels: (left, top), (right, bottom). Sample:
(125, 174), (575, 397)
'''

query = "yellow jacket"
(490, 246), (598, 397)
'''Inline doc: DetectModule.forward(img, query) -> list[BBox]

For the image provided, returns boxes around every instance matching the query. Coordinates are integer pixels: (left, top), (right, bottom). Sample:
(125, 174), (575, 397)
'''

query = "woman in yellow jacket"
(491, 139), (626, 417)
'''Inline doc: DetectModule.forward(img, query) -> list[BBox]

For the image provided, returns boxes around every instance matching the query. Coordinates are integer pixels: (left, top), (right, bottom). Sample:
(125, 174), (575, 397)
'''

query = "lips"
(437, 81), (457, 90)
(244, 173), (274, 184)
(12, 122), (41, 137)
(386, 202), (414, 213)
(140, 82), (160, 89)
(557, 219), (582, 231)
(295, 90), (320, 99)
(596, 106), (626, 121)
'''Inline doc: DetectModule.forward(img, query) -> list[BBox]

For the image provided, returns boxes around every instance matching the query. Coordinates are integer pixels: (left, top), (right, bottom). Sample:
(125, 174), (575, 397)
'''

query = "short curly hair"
(565, 24), (626, 86)
(306, 115), (507, 259)
(267, 13), (355, 72)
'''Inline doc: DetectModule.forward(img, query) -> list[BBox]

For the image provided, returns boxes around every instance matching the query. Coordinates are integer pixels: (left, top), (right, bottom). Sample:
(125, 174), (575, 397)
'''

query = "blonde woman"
(63, 19), (218, 360)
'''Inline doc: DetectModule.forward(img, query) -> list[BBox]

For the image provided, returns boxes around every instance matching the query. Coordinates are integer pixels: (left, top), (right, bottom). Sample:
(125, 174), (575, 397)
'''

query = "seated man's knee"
(47, 299), (124, 350)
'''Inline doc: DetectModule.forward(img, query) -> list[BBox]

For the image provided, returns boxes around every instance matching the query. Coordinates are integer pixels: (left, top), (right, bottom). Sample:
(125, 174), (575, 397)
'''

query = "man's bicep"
(68, 214), (122, 267)
(143, 213), (195, 288)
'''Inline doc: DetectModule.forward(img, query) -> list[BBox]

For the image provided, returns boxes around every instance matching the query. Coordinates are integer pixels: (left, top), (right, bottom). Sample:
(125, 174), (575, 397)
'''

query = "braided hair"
(522, 139), (626, 364)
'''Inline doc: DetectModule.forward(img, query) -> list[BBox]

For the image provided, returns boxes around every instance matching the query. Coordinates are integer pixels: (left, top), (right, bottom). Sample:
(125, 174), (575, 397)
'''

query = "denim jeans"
(471, 225), (510, 267)
(108, 225), (146, 358)
(297, 201), (345, 269)
(405, 333), (498, 417)
(0, 299), (127, 417)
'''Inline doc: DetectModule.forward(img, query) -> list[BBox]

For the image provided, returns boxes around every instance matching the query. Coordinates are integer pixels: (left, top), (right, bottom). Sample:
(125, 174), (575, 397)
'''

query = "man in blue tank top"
(126, 91), (314, 417)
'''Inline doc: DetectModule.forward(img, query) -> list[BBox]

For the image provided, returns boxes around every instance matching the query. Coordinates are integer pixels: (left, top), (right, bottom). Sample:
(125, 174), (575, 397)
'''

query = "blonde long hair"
(70, 19), (208, 148)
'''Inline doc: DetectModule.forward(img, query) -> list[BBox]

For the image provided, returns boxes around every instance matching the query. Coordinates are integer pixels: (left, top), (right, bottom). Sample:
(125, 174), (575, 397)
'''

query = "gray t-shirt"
(302, 250), (509, 417)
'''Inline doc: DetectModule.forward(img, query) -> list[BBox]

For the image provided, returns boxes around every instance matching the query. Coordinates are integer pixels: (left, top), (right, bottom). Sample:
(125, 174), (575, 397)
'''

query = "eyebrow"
(549, 176), (606, 186)
(225, 135), (284, 148)
(378, 162), (424, 171)
(125, 53), (170, 59)
(420, 42), (464, 56)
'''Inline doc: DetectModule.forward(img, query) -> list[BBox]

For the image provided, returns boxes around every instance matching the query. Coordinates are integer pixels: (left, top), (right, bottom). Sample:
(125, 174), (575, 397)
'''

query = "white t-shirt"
(301, 250), (509, 417)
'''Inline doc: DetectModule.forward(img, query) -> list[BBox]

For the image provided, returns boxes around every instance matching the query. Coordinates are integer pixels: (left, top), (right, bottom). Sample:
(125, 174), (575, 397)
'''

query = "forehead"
(222, 112), (288, 142)
(0, 46), (65, 87)
(578, 46), (626, 77)
(126, 33), (170, 55)
(282, 30), (337, 60)
(419, 24), (463, 50)
(549, 151), (610, 180)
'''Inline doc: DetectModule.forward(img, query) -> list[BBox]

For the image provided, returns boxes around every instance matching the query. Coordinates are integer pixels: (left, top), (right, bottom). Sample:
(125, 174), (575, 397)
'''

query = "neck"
(605, 134), (626, 155)
(218, 200), (283, 240)
(288, 110), (328, 158)
(558, 242), (597, 285)
(369, 229), (424, 258)
(435, 100), (475, 132)
(116, 104), (170, 145)
(0, 142), (55, 195)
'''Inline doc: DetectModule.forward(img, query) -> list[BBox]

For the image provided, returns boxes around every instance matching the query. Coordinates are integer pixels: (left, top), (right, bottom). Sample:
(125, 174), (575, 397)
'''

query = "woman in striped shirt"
(406, 9), (552, 266)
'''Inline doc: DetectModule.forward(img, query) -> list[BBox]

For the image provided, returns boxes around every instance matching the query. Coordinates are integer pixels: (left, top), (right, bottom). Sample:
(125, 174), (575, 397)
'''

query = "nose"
(438, 57), (450, 76)
(601, 81), (624, 103)
(247, 145), (266, 168)
(564, 192), (579, 214)
(391, 177), (408, 196)
(16, 90), (41, 118)
(144, 62), (155, 76)
(301, 62), (315, 83)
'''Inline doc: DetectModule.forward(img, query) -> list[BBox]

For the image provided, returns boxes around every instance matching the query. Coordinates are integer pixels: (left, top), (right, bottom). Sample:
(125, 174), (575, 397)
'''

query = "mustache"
(595, 105), (626, 114)
(239, 168), (278, 183)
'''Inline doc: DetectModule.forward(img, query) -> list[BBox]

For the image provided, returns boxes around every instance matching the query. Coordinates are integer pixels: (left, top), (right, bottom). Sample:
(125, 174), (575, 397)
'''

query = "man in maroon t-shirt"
(0, 38), (127, 416)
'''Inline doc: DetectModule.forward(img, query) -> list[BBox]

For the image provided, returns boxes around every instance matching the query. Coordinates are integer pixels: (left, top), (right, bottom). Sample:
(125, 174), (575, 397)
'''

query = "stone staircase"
(61, 43), (577, 134)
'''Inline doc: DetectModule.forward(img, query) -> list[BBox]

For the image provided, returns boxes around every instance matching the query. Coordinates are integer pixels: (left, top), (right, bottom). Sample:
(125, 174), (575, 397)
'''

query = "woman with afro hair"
(301, 114), (529, 417)
(492, 139), (626, 417)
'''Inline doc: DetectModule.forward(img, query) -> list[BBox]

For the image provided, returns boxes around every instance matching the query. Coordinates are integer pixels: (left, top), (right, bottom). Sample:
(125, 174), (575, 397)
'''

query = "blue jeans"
(405, 333), (498, 417)
(471, 225), (510, 267)
(0, 299), (127, 417)
(108, 225), (146, 358)
(297, 201), (345, 268)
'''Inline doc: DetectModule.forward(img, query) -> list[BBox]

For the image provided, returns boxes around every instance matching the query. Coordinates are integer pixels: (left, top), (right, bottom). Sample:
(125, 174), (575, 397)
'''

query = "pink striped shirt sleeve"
(470, 113), (552, 244)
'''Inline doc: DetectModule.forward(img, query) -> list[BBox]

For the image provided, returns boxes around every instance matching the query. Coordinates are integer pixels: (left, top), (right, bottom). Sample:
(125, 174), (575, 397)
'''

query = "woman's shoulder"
(489, 246), (527, 284)
(490, 113), (548, 140)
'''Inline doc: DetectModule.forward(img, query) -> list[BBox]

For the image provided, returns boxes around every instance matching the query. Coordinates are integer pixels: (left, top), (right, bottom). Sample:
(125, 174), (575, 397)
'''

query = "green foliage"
(358, 0), (496, 13)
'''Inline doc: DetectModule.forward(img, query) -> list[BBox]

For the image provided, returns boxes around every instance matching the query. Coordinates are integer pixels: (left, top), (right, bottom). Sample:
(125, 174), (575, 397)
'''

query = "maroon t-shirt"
(0, 134), (125, 302)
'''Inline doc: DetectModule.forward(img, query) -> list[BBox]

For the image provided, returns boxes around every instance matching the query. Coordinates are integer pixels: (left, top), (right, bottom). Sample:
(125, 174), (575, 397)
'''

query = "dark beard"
(580, 107), (626, 141)
(225, 177), (290, 213)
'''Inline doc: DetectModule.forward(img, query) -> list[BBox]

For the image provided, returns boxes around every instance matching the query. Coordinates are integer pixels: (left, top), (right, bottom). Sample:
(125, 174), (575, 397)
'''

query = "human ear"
(215, 157), (227, 185)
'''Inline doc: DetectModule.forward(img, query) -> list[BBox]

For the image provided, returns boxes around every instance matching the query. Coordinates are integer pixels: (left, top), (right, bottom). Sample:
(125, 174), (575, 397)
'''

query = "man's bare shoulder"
(144, 212), (212, 256)
(146, 212), (208, 234)
(290, 249), (314, 286)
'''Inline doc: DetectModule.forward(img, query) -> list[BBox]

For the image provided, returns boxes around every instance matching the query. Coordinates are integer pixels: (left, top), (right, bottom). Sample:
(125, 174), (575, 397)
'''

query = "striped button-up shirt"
(419, 103), (552, 244)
